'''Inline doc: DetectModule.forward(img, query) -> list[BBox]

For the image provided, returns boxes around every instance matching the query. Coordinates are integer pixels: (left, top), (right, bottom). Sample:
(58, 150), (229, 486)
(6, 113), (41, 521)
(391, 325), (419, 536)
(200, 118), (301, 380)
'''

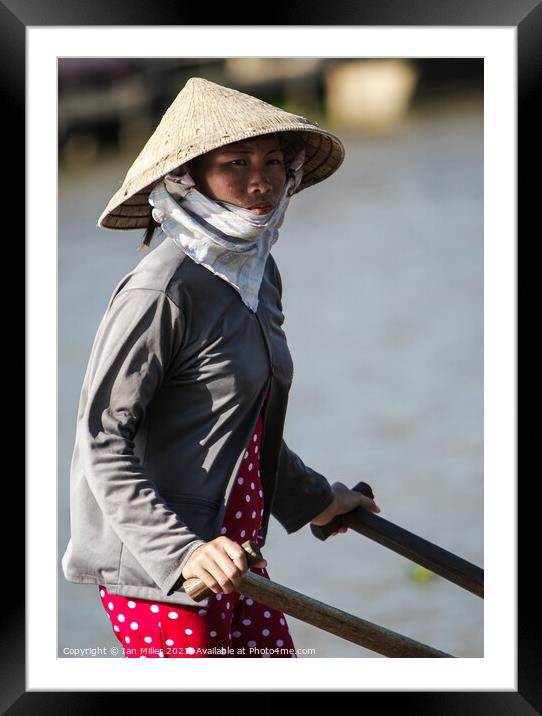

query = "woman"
(62, 77), (381, 658)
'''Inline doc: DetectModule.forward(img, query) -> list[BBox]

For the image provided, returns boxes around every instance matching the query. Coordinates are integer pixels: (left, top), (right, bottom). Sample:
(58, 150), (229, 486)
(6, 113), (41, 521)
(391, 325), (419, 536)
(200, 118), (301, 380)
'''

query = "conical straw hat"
(97, 76), (345, 230)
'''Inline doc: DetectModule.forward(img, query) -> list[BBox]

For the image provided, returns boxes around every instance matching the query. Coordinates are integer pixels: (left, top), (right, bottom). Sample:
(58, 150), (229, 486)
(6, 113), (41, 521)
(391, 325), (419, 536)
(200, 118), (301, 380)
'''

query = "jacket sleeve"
(271, 439), (336, 534)
(269, 256), (336, 534)
(78, 287), (207, 598)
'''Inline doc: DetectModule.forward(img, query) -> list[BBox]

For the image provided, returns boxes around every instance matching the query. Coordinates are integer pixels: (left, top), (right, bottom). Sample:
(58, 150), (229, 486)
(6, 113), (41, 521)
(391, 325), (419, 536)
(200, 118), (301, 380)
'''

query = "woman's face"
(186, 135), (287, 215)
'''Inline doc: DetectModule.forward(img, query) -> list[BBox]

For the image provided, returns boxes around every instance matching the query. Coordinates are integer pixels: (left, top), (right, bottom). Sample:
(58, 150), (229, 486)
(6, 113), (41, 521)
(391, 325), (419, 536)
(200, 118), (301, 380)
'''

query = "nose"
(247, 167), (273, 192)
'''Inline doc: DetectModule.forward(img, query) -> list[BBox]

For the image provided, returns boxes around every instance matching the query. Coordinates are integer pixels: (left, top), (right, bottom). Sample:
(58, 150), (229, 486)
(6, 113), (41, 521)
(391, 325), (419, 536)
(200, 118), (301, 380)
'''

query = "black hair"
(137, 213), (159, 254)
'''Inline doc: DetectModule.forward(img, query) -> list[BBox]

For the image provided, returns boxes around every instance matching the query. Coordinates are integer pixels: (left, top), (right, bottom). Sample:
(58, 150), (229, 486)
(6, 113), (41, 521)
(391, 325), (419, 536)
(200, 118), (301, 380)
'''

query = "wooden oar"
(182, 540), (454, 658)
(311, 482), (484, 599)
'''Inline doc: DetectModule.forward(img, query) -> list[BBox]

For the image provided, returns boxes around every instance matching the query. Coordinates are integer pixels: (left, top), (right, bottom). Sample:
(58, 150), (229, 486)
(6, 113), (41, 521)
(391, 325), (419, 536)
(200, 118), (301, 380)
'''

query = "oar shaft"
(182, 539), (455, 657)
(341, 510), (484, 598)
(238, 571), (453, 658)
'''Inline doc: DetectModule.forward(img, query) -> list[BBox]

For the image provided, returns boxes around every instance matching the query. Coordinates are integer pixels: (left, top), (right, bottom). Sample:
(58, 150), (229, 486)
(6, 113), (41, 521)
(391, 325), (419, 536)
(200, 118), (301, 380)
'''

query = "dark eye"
(229, 159), (283, 166)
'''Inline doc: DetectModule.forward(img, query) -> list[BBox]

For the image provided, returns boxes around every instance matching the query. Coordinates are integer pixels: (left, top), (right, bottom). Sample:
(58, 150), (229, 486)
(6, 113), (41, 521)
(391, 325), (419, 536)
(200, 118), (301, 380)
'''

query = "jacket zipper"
(217, 368), (273, 532)
(216, 309), (274, 534)
(252, 309), (276, 545)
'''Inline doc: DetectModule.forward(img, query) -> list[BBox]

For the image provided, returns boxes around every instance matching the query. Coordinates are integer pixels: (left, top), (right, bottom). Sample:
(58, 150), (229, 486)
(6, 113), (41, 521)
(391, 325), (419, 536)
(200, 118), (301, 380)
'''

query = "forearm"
(271, 439), (335, 534)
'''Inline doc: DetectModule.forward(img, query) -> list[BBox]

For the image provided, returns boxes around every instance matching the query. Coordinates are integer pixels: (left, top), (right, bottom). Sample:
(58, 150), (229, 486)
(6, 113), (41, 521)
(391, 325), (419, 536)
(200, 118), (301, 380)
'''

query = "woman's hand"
(310, 481), (381, 536)
(181, 536), (267, 595)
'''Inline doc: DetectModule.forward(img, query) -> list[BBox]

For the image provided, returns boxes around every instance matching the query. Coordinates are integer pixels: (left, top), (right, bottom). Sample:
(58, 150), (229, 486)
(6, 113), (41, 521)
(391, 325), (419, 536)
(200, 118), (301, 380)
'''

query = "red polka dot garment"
(98, 385), (297, 658)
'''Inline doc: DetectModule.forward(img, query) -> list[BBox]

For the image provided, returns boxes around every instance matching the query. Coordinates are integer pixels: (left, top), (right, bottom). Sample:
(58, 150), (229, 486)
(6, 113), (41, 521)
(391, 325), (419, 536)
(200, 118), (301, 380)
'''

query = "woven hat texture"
(97, 76), (345, 231)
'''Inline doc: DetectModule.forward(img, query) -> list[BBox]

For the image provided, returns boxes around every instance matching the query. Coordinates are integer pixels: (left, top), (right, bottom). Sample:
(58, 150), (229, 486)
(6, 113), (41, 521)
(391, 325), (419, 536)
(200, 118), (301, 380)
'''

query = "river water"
(58, 91), (483, 659)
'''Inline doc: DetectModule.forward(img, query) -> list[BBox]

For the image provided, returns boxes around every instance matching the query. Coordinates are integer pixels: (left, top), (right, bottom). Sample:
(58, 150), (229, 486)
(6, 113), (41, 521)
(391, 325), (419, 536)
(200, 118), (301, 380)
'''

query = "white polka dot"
(216, 594), (222, 601)
(113, 625), (120, 632)
(220, 526), (227, 534)
(232, 630), (242, 638)
(210, 630), (217, 637)
(260, 509), (264, 516)
(158, 622), (162, 627)
(238, 477), (244, 484)
(235, 511), (242, 519)
(117, 614), (125, 622)
(253, 434), (257, 442)
(245, 495), (251, 502)
(130, 622), (139, 630)
(251, 482), (255, 490)
(220, 612), (226, 620)
(144, 636), (153, 644)
(168, 611), (179, 620)
(262, 628), (270, 636)
(240, 530), (246, 538)
(239, 595), (245, 601)
(198, 609), (208, 616)
(244, 451), (249, 459)
(127, 601), (136, 608)
(226, 602), (231, 610)
(264, 611), (271, 618)
(185, 628), (193, 635)
(124, 636), (131, 644)
(280, 618), (285, 626)
(242, 618), (252, 626)
(248, 640), (257, 647)
(252, 511), (256, 518)
(255, 446), (258, 454)
(100, 589), (105, 597)
(108, 602), (114, 610)
(248, 463), (253, 471)
(246, 598), (254, 606)
(276, 639), (284, 647)
(258, 470), (261, 477)
(186, 647), (195, 655)
(150, 605), (159, 613)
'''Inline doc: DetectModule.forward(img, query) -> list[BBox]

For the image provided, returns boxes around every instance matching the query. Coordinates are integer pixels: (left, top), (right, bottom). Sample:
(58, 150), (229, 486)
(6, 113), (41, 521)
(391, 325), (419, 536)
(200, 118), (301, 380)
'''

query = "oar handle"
(182, 539), (263, 603)
(310, 481), (375, 540)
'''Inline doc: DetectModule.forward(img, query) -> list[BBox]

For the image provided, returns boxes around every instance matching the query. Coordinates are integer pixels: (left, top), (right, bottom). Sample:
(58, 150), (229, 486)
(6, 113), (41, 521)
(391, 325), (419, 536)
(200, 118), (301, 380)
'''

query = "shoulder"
(121, 235), (187, 294)
(107, 236), (283, 318)
(107, 235), (194, 311)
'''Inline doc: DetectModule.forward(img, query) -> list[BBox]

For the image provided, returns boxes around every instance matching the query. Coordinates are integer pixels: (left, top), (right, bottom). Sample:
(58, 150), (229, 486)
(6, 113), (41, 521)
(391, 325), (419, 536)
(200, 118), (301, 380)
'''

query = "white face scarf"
(147, 145), (306, 313)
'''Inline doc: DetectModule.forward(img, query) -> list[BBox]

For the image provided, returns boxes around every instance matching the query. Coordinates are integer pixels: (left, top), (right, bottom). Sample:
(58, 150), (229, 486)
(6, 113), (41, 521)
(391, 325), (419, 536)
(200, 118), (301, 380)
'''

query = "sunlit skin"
(185, 135), (287, 213)
(311, 482), (381, 537)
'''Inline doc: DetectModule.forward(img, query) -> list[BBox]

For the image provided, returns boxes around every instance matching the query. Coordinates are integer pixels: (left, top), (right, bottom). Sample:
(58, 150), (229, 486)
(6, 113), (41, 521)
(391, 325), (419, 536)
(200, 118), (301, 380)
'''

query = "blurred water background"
(58, 59), (483, 659)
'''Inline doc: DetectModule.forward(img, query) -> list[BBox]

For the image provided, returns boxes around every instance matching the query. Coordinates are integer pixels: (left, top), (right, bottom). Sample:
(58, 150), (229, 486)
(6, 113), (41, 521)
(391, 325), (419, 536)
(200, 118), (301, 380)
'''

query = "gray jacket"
(61, 235), (335, 608)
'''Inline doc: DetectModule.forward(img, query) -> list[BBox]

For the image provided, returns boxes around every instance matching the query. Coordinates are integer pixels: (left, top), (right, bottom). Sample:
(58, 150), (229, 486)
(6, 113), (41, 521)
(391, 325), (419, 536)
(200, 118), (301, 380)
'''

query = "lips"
(249, 204), (273, 212)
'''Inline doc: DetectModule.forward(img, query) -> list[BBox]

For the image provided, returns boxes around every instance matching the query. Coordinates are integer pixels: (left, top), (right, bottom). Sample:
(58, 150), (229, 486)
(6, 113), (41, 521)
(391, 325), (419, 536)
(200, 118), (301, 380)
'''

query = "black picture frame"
(17, 1), (528, 711)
